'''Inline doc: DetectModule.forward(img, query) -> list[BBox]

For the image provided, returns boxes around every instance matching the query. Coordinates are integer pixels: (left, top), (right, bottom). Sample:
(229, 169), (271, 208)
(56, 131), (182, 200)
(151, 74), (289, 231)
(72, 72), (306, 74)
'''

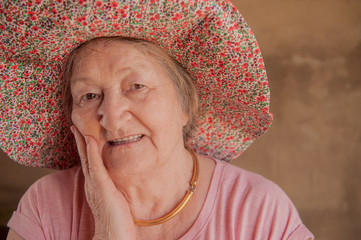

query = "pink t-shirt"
(8, 159), (314, 239)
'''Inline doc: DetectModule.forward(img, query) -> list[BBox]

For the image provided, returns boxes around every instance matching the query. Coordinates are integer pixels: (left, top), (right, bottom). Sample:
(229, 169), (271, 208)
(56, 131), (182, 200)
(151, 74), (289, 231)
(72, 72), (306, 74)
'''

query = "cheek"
(145, 96), (186, 135)
(71, 108), (101, 137)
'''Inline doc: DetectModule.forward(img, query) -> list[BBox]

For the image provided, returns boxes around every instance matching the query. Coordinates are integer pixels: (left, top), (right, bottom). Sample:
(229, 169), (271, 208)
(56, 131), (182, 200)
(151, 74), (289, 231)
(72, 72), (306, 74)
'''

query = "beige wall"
(232, 0), (361, 239)
(1, 0), (360, 239)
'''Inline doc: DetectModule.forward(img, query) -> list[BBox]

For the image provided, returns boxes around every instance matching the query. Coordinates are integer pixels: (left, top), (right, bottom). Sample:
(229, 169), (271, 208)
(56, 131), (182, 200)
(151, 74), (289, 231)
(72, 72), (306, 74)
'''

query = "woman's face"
(70, 41), (188, 175)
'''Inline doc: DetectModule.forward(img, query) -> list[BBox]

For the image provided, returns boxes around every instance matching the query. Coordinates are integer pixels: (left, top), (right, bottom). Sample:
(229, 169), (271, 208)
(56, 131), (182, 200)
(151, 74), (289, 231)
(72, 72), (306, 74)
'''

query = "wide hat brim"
(0, 0), (272, 169)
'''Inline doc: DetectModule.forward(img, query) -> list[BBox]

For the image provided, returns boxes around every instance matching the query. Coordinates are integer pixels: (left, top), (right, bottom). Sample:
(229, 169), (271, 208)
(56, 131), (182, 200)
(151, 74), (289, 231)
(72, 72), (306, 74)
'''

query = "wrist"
(93, 221), (136, 240)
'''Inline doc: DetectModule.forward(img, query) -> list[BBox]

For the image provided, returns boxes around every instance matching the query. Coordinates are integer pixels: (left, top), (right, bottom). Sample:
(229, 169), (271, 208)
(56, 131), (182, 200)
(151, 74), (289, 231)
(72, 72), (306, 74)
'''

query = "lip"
(107, 134), (144, 146)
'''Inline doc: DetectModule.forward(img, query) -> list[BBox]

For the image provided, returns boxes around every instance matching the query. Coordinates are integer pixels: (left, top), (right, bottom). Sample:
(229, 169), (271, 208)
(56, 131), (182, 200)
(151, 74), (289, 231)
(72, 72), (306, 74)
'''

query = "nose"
(98, 93), (130, 132)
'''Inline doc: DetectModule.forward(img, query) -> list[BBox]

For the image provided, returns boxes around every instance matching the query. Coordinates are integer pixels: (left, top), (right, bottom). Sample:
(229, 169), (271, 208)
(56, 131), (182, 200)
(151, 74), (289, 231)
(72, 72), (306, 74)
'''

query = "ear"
(181, 111), (189, 127)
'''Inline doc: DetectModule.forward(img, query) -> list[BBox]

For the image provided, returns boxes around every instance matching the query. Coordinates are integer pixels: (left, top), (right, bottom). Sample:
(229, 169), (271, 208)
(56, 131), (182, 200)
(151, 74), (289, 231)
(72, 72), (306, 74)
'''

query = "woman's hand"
(71, 126), (136, 240)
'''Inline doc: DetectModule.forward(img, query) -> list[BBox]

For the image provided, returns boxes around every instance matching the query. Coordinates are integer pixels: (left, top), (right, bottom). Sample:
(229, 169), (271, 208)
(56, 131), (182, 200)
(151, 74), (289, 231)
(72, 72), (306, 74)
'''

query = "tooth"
(110, 135), (142, 144)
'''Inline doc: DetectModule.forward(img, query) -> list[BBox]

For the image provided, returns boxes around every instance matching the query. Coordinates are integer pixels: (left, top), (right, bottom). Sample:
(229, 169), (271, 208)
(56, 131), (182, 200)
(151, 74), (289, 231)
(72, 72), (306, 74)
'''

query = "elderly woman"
(1, 0), (313, 239)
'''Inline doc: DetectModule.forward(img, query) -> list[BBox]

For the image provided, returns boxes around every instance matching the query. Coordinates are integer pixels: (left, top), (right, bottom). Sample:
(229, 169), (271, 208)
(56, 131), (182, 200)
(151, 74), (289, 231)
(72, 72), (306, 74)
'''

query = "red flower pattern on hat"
(0, 0), (272, 169)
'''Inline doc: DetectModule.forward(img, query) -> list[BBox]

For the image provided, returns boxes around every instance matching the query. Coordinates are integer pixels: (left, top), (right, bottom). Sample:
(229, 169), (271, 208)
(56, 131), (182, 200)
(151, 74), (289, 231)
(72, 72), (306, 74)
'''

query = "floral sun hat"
(0, 0), (272, 169)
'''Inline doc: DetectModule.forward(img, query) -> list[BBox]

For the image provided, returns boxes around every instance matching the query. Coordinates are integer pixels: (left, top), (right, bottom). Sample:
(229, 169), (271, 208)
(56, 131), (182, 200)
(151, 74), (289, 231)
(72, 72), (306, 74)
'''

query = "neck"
(108, 145), (193, 221)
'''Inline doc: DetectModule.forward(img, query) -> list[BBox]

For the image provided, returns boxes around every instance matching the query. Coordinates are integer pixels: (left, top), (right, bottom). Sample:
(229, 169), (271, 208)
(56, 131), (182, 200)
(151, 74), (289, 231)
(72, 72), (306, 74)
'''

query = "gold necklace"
(133, 147), (199, 226)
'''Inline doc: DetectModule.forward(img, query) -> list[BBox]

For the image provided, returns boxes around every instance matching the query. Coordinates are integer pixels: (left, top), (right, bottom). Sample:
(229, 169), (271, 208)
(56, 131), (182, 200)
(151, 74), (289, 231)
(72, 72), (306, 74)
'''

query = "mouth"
(108, 134), (144, 146)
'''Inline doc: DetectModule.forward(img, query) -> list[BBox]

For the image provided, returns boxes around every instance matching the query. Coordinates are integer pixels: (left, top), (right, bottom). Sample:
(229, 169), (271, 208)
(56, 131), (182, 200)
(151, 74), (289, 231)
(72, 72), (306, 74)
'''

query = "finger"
(70, 125), (89, 177)
(85, 135), (110, 184)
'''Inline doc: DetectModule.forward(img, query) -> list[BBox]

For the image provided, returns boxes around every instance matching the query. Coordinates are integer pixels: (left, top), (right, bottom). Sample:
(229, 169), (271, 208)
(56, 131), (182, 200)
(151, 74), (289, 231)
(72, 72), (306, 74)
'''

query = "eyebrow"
(70, 66), (145, 88)
(71, 77), (91, 83)
(71, 65), (132, 81)
(70, 77), (98, 90)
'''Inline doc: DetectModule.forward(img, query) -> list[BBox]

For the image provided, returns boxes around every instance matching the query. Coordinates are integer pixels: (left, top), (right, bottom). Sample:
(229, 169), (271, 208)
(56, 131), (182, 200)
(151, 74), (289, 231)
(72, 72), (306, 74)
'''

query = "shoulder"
(36, 165), (83, 185)
(24, 166), (83, 199)
(215, 159), (287, 200)
(216, 161), (296, 217)
(206, 159), (313, 239)
(8, 166), (93, 239)
(16, 166), (84, 215)
(215, 159), (296, 212)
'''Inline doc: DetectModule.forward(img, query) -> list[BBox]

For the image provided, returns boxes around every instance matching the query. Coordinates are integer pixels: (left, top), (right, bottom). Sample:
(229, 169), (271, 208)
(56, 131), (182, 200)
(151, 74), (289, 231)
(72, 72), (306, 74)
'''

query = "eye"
(129, 83), (145, 90)
(81, 93), (99, 101)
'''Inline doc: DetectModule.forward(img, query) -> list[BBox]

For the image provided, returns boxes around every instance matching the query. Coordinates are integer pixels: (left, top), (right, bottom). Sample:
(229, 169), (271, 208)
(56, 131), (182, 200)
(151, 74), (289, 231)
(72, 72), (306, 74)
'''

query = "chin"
(102, 149), (155, 176)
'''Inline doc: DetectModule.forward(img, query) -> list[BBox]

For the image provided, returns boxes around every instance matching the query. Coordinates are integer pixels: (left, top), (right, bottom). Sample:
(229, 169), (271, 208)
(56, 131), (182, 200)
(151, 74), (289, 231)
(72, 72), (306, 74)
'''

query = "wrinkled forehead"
(75, 38), (123, 56)
(70, 40), (130, 69)
(69, 40), (159, 82)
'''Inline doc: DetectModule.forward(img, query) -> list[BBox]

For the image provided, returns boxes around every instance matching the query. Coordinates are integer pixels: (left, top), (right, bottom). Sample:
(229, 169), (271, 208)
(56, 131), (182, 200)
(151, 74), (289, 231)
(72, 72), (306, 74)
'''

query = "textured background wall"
(233, 0), (361, 239)
(1, 0), (360, 239)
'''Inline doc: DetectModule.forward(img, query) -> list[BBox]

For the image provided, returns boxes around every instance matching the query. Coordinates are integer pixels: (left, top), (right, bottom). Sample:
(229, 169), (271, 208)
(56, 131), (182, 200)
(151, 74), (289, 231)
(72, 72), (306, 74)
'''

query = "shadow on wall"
(0, 226), (8, 240)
